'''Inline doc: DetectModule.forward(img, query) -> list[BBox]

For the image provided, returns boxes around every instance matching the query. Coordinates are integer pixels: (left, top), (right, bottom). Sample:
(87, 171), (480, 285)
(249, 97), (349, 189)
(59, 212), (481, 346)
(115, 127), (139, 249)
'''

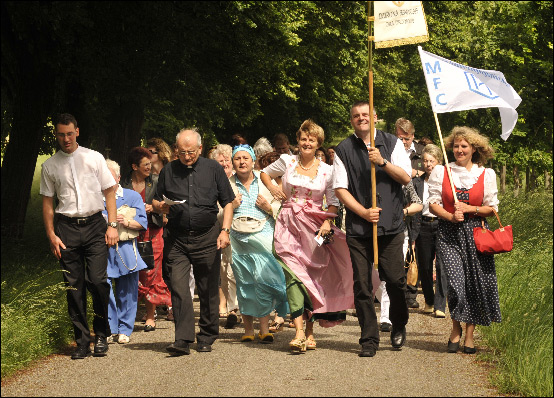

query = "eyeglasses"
(149, 149), (158, 154)
(179, 150), (198, 157)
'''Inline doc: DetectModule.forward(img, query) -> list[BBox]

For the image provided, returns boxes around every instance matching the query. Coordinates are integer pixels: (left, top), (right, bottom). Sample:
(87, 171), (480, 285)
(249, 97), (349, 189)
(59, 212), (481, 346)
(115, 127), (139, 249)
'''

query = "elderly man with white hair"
(153, 129), (235, 355)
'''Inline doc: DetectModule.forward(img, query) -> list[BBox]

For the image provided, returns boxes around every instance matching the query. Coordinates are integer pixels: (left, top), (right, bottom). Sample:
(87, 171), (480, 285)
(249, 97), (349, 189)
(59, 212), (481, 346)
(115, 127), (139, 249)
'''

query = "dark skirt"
(437, 217), (501, 326)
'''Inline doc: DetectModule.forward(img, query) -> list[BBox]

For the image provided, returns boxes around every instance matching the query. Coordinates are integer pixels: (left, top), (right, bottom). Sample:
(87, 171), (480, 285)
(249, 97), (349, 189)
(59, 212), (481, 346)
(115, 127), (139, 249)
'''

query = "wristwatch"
(379, 158), (389, 168)
(108, 221), (118, 228)
(221, 228), (231, 234)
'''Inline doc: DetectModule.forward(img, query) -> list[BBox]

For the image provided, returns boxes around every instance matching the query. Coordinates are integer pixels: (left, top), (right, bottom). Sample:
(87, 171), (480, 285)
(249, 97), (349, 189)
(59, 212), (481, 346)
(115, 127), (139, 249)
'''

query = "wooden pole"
(368, 2), (378, 267)
(433, 112), (458, 203)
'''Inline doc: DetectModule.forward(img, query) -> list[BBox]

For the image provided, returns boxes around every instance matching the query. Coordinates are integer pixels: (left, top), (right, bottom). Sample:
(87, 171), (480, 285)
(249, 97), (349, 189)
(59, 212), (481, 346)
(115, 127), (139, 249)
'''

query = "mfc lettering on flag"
(418, 46), (522, 140)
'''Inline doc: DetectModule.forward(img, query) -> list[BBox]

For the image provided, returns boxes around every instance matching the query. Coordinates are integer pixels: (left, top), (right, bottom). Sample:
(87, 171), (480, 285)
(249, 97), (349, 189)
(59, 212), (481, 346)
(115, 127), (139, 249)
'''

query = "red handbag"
(473, 208), (513, 255)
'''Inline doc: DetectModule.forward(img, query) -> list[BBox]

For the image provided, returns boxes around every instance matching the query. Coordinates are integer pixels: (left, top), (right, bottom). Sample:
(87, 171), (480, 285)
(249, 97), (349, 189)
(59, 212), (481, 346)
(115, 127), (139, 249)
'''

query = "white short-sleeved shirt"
(427, 163), (499, 211)
(40, 145), (116, 217)
(332, 132), (412, 189)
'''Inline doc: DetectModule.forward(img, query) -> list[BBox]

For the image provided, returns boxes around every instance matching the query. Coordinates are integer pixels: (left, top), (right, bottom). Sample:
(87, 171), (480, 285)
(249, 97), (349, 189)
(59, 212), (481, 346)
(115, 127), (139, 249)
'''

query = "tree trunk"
(513, 165), (520, 197)
(500, 164), (506, 194)
(1, 105), (49, 239)
(107, 101), (144, 177)
(525, 167), (531, 195)
(545, 170), (551, 191)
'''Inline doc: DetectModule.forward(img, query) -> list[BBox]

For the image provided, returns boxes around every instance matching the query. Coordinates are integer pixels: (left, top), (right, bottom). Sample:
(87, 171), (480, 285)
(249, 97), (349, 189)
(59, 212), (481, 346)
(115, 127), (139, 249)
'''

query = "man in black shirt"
(153, 129), (234, 355)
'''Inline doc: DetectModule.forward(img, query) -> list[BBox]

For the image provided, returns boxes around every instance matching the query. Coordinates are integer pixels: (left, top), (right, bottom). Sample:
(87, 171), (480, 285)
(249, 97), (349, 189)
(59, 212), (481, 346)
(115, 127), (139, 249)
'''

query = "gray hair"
(422, 144), (443, 164)
(209, 144), (232, 160)
(176, 128), (202, 147)
(105, 159), (120, 178)
(253, 137), (273, 160)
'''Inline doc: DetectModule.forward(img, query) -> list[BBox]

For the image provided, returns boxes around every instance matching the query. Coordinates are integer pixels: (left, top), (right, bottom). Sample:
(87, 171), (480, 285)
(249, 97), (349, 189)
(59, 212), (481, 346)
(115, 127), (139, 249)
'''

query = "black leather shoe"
(406, 299), (420, 309)
(447, 324), (463, 353)
(390, 325), (406, 349)
(359, 345), (377, 357)
(71, 345), (91, 359)
(93, 336), (108, 357)
(224, 312), (239, 329)
(380, 322), (392, 333)
(166, 340), (190, 356)
(463, 346), (476, 354)
(144, 324), (156, 332)
(196, 342), (212, 352)
(447, 339), (460, 353)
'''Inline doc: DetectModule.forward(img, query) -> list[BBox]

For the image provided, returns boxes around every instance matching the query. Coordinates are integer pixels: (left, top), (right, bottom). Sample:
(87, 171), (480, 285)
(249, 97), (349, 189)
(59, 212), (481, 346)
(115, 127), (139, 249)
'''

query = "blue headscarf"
(232, 144), (256, 161)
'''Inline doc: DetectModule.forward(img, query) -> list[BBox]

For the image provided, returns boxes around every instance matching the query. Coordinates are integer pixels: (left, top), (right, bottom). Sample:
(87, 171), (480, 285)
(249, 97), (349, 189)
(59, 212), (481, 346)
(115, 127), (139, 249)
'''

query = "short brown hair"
(395, 118), (415, 135)
(443, 126), (494, 166)
(422, 144), (443, 164)
(296, 119), (324, 147)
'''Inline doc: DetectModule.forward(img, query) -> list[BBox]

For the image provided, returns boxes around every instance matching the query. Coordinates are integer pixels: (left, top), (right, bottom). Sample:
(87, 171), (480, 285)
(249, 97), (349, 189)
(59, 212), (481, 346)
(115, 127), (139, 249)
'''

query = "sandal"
(306, 337), (317, 350)
(258, 333), (274, 344)
(219, 312), (228, 318)
(241, 335), (255, 342)
(268, 319), (285, 333)
(289, 337), (307, 354)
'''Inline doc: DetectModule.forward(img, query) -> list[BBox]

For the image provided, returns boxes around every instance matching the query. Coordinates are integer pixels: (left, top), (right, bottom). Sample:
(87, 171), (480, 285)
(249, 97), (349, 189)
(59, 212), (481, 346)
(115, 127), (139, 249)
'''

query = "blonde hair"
(443, 126), (494, 166)
(422, 144), (443, 164)
(146, 137), (172, 165)
(296, 119), (324, 147)
(395, 118), (415, 135)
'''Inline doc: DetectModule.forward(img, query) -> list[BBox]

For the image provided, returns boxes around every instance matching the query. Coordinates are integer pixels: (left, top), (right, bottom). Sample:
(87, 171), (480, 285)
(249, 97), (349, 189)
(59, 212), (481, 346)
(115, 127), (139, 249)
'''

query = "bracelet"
(475, 206), (480, 215)
(221, 228), (231, 234)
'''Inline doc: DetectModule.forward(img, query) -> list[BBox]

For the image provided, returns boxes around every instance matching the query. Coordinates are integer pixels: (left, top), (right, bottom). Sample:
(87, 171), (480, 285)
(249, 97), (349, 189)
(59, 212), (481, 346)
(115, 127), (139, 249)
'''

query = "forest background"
(1, 1), (552, 240)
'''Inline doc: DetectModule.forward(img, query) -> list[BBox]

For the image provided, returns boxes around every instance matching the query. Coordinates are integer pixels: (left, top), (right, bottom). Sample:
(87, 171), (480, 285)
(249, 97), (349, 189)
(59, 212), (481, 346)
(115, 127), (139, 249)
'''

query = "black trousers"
(163, 223), (221, 344)
(347, 232), (409, 348)
(56, 214), (111, 347)
(415, 220), (447, 311)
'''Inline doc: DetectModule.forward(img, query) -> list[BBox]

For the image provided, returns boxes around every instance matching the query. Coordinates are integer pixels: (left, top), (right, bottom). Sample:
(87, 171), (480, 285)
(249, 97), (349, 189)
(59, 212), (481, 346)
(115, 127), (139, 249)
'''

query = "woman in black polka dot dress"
(427, 126), (501, 354)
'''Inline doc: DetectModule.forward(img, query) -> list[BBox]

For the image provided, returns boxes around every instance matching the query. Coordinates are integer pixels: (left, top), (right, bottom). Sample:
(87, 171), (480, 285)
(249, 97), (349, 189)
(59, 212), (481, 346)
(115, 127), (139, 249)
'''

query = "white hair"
(176, 128), (202, 147)
(105, 159), (120, 178)
(209, 144), (232, 160)
(253, 137), (273, 160)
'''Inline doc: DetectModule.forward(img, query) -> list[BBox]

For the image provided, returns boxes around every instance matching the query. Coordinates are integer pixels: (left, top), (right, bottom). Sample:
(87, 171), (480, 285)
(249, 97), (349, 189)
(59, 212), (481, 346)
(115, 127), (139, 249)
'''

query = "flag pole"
(368, 1), (378, 267)
(433, 112), (458, 203)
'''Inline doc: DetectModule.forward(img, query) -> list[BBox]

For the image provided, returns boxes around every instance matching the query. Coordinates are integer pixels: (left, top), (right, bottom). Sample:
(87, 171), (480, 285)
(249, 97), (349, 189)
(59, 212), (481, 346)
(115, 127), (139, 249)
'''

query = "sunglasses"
(149, 149), (158, 154)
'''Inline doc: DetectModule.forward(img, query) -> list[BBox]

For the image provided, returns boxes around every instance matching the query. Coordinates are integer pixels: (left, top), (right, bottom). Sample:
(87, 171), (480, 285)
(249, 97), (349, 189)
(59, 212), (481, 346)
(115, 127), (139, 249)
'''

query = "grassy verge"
(1, 155), (75, 379)
(478, 190), (553, 397)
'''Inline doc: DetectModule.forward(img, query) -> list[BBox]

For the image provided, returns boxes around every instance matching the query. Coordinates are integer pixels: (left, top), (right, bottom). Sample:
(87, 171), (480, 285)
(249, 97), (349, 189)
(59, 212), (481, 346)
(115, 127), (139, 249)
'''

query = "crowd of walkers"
(40, 102), (501, 359)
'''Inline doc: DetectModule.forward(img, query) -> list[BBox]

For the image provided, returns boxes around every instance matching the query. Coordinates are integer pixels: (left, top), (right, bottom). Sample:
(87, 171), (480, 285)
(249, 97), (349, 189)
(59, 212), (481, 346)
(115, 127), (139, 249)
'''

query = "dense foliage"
(1, 1), (552, 238)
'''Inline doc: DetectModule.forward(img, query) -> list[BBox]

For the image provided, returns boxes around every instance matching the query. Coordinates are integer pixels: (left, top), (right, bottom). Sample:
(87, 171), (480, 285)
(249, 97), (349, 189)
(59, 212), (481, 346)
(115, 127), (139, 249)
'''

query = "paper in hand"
(162, 194), (186, 205)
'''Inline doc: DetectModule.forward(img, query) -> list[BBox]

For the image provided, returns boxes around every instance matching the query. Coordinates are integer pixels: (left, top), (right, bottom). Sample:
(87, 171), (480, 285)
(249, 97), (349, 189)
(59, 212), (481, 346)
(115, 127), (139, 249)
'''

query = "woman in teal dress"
(229, 145), (289, 343)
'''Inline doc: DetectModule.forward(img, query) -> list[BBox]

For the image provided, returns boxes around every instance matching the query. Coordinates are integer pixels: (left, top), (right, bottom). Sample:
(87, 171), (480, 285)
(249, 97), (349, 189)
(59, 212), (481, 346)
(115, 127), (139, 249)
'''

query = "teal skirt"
(230, 230), (289, 318)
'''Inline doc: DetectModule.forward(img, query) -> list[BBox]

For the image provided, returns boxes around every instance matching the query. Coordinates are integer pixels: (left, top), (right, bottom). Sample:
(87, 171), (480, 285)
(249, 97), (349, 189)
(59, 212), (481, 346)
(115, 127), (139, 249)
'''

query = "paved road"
(1, 295), (501, 397)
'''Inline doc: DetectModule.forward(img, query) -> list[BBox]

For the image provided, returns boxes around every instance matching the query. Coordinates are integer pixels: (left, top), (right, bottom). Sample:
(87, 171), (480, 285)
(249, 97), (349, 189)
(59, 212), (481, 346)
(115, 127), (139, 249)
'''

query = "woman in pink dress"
(261, 119), (355, 353)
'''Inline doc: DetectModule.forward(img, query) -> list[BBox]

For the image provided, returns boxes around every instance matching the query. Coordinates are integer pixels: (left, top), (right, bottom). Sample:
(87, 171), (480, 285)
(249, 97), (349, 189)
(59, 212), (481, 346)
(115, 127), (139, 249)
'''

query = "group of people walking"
(40, 101), (502, 359)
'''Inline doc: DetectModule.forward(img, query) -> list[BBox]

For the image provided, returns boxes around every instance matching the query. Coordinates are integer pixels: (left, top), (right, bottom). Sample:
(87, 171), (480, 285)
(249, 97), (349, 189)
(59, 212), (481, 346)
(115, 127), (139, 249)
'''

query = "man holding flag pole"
(332, 1), (430, 357)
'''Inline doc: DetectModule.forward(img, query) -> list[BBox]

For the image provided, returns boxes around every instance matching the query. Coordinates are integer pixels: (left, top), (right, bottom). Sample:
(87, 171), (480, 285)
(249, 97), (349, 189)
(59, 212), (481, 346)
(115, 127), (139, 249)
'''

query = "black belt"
(181, 227), (212, 237)
(422, 216), (437, 222)
(58, 211), (103, 225)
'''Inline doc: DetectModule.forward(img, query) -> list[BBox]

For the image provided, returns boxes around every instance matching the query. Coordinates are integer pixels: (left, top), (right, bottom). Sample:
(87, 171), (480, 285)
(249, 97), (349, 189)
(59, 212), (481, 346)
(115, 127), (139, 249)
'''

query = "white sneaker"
(424, 304), (434, 314)
(434, 310), (446, 318)
(118, 334), (130, 344)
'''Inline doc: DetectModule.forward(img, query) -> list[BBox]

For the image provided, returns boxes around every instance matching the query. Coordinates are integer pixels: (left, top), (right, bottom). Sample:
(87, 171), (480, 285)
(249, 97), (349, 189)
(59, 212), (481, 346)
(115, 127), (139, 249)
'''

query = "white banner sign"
(418, 46), (522, 140)
(374, 1), (429, 49)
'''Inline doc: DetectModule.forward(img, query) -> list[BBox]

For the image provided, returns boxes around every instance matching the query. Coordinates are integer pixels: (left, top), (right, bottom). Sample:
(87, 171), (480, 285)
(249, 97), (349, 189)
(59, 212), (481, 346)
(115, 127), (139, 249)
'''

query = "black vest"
(335, 132), (405, 238)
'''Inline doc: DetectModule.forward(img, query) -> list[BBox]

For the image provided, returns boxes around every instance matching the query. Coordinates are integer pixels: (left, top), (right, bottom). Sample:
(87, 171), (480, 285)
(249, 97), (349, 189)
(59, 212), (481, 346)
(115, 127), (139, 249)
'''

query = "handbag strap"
(481, 208), (505, 230)
(115, 240), (138, 271)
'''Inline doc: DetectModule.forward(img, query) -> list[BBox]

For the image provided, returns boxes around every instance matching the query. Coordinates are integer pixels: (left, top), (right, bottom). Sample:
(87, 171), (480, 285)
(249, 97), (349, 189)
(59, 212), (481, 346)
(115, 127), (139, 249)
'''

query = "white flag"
(374, 1), (429, 49)
(418, 46), (521, 140)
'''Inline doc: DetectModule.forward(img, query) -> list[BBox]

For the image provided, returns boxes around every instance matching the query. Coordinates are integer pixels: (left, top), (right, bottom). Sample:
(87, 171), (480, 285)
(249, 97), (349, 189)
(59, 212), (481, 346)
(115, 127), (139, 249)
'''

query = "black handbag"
(137, 240), (155, 270)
